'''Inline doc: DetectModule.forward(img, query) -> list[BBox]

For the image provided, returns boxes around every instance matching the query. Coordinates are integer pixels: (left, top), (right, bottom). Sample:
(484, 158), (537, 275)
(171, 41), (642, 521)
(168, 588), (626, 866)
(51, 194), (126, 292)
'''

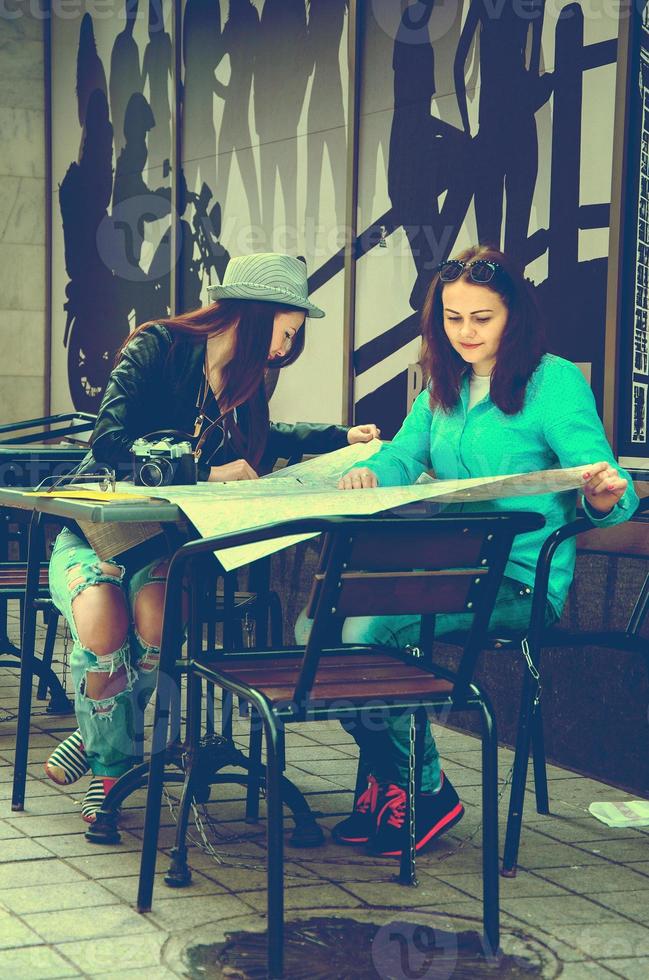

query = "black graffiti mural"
(60, 4), (229, 412)
(60, 16), (129, 413)
(57, 0), (619, 431)
(355, 0), (617, 438)
(59, 0), (350, 412)
(305, 0), (348, 249)
(215, 0), (262, 230)
(388, 0), (473, 312)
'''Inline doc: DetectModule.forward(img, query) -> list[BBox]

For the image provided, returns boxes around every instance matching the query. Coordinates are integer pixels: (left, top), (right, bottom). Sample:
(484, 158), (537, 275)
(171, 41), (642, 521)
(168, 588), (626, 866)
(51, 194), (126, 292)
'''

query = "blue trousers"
(295, 577), (557, 792)
(49, 528), (168, 777)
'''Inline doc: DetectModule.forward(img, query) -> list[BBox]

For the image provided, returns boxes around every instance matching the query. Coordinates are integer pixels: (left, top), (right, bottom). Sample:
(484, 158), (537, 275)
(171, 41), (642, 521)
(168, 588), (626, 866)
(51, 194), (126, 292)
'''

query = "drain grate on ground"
(183, 914), (560, 979)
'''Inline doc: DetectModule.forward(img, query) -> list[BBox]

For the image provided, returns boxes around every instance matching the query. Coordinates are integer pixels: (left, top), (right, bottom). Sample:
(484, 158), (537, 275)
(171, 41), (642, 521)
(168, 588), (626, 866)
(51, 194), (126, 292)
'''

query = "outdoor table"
(3, 480), (648, 846)
(1, 486), (322, 847)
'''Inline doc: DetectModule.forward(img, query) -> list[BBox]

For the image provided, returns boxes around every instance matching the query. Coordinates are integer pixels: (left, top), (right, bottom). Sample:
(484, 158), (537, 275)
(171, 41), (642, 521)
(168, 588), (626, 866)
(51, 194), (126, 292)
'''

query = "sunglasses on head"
(437, 259), (502, 284)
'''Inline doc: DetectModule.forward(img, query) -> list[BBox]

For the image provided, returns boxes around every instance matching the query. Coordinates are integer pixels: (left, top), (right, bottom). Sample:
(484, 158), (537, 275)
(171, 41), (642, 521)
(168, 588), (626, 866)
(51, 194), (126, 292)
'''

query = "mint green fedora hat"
(207, 252), (325, 318)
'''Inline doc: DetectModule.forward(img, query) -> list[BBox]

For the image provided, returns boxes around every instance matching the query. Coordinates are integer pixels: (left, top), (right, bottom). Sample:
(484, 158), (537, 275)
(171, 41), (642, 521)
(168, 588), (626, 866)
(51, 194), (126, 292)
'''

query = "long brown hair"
(118, 299), (306, 466)
(421, 245), (546, 415)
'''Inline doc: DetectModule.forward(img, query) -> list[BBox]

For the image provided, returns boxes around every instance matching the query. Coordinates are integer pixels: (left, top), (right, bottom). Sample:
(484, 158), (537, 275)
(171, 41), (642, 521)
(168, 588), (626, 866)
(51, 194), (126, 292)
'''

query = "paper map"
(117, 444), (586, 572)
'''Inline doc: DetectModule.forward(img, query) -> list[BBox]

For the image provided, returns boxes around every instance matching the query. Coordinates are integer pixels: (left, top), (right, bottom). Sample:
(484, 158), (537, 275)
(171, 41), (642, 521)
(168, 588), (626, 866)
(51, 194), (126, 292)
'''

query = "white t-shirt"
(468, 371), (491, 410)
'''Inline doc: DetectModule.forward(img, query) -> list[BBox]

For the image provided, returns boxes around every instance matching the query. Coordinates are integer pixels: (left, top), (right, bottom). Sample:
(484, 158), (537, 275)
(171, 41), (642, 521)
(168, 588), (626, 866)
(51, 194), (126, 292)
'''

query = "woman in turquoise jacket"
(332, 245), (638, 858)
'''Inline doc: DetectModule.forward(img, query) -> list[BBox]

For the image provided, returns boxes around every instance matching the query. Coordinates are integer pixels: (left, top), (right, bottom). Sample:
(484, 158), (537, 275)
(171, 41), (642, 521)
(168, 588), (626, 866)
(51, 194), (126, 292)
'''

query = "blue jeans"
(295, 577), (557, 792)
(49, 528), (169, 777)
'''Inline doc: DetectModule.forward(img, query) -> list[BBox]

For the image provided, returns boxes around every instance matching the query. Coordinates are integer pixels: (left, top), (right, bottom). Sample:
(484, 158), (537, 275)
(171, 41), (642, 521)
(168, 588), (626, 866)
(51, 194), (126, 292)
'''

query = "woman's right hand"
(208, 460), (259, 482)
(338, 467), (378, 490)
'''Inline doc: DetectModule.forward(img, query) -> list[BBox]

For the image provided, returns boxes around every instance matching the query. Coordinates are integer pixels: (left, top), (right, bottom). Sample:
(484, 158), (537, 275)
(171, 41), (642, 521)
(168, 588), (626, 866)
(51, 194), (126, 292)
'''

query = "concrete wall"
(0, 8), (46, 427)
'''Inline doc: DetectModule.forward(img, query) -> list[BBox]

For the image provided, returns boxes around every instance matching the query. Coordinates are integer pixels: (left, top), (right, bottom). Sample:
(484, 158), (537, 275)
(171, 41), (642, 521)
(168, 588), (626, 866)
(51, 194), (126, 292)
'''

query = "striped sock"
(44, 730), (89, 786)
(81, 776), (119, 824)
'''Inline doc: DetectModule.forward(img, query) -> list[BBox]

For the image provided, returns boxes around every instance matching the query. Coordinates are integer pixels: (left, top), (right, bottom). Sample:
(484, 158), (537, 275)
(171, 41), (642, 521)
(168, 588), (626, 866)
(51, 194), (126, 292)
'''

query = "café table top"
(0, 479), (647, 528)
(0, 486), (182, 525)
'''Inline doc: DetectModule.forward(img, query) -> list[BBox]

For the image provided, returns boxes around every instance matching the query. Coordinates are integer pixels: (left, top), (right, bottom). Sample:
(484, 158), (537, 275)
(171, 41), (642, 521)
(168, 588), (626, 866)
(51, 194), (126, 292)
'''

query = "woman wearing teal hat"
(45, 252), (379, 823)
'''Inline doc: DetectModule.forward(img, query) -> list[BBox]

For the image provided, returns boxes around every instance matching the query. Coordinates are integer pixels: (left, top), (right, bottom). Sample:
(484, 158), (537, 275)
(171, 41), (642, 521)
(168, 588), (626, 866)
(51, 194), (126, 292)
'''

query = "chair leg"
(205, 602), (217, 735)
(398, 707), (425, 885)
(627, 571), (649, 636)
(36, 605), (59, 701)
(244, 716), (287, 824)
(259, 707), (284, 979)
(165, 674), (203, 889)
(137, 641), (182, 912)
(12, 512), (44, 812)
(352, 755), (367, 801)
(137, 698), (173, 910)
(480, 697), (500, 957)
(502, 667), (537, 877)
(277, 726), (286, 772)
(222, 690), (234, 740)
(269, 591), (283, 647)
(205, 682), (216, 735)
(245, 709), (263, 823)
(530, 700), (549, 815)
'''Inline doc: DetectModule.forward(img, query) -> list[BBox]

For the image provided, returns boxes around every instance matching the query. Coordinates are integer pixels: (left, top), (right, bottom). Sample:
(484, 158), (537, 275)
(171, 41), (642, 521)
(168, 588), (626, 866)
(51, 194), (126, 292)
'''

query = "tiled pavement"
(1, 612), (649, 979)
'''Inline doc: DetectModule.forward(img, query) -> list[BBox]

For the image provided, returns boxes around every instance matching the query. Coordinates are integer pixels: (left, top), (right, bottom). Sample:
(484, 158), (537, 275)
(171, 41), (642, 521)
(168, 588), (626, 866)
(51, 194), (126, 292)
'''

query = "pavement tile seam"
(3, 655), (649, 974)
(522, 824), (649, 867)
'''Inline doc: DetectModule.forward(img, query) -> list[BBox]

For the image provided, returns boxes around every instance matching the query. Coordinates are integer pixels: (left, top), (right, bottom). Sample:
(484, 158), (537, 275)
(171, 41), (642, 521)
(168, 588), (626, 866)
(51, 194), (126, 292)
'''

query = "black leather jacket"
(78, 323), (349, 481)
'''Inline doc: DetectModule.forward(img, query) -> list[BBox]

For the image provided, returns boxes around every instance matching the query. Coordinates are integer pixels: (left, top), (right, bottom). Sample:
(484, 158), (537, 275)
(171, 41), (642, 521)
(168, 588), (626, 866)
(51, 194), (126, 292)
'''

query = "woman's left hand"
(347, 423), (381, 444)
(582, 462), (627, 515)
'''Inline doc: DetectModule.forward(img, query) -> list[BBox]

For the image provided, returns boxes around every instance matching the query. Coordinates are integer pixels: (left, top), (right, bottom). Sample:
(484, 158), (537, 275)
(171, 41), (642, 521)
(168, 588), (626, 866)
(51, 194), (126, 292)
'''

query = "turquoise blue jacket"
(354, 355), (639, 618)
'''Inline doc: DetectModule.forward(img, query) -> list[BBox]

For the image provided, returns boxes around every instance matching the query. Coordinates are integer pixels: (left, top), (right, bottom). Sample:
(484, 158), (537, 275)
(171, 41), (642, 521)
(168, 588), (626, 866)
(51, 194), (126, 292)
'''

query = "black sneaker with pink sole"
(331, 774), (380, 845)
(369, 772), (464, 857)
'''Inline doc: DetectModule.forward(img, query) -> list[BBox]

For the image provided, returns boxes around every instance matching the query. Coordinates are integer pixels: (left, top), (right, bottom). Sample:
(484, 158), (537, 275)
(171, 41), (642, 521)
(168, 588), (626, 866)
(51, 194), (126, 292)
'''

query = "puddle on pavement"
(183, 914), (560, 979)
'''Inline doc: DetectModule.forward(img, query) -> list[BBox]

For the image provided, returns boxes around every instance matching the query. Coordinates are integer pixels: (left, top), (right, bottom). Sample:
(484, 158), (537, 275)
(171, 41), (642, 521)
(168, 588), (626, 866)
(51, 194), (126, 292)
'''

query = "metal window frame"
(342, 0), (362, 425)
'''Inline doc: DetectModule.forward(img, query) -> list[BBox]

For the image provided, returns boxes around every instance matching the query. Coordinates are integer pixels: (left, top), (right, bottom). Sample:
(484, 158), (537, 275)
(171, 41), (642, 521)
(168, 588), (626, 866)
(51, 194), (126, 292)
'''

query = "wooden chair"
(136, 510), (543, 977)
(0, 415), (93, 716)
(439, 493), (649, 877)
(499, 494), (649, 875)
(0, 559), (70, 714)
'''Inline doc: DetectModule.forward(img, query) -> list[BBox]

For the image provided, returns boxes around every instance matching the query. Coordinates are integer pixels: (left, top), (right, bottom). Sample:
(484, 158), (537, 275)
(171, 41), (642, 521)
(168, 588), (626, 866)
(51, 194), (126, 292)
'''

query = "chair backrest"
(295, 511), (544, 706)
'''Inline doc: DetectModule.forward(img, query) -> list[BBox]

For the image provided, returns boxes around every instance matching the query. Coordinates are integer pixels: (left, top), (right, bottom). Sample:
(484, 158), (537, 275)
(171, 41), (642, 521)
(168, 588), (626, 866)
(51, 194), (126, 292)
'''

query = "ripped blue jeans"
(49, 527), (168, 777)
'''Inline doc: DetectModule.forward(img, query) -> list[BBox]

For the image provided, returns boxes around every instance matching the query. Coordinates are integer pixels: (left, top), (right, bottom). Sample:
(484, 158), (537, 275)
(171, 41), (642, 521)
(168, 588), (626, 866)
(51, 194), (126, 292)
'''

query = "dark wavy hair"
(421, 245), (546, 415)
(118, 299), (306, 467)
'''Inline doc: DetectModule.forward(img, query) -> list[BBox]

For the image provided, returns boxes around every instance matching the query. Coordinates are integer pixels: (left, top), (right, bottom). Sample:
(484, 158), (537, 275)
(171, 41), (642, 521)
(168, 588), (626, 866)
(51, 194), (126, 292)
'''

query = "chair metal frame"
(440, 494), (649, 876)
(0, 559), (68, 710)
(0, 411), (97, 445)
(0, 412), (95, 714)
(499, 494), (649, 875)
(136, 510), (543, 978)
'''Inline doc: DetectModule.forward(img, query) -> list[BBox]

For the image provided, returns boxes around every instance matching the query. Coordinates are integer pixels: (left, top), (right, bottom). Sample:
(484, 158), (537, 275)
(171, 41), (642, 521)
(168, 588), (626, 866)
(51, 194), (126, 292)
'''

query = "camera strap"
(193, 408), (234, 462)
(194, 356), (212, 438)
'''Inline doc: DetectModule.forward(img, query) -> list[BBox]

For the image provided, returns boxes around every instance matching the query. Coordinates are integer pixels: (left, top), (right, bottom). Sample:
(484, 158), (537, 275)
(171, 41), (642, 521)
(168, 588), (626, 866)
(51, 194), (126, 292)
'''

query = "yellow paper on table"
(22, 490), (149, 502)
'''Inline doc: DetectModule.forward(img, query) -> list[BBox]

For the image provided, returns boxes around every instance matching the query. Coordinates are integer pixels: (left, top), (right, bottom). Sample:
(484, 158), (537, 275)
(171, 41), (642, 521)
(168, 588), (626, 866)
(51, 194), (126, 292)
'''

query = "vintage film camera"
(131, 436), (197, 487)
